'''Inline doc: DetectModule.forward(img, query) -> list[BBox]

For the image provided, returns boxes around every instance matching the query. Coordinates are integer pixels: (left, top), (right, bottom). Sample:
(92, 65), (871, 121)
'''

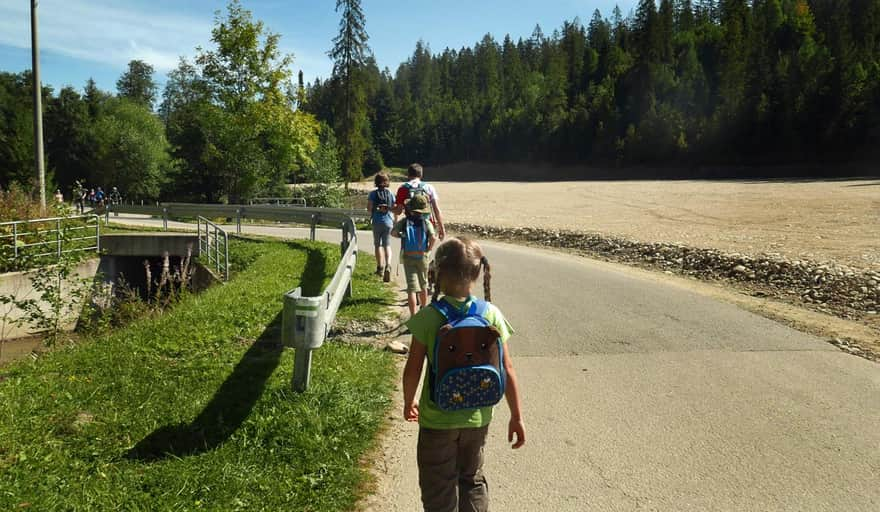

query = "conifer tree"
(329, 0), (371, 183)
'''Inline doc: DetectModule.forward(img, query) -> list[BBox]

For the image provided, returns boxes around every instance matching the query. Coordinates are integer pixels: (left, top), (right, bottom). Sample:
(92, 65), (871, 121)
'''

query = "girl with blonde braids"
(403, 237), (526, 512)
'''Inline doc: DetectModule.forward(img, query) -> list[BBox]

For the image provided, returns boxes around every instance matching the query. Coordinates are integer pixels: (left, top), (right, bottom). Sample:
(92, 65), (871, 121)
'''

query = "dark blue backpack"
(429, 298), (506, 411)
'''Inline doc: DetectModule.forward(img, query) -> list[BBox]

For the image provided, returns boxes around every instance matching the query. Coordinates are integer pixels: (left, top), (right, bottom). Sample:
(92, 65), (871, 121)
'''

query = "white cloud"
(0, 0), (211, 72)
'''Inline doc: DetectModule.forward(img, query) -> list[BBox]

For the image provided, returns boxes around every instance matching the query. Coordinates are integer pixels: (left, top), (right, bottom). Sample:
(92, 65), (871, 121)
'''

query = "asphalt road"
(110, 216), (880, 511)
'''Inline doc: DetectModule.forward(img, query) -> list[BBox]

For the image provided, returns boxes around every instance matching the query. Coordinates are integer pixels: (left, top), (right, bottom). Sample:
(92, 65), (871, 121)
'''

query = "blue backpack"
(403, 218), (429, 259)
(429, 298), (506, 411)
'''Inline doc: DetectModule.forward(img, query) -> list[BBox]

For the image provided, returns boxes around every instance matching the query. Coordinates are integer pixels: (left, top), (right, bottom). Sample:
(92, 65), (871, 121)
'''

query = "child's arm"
(503, 346), (526, 449)
(427, 233), (437, 252)
(402, 337), (427, 422)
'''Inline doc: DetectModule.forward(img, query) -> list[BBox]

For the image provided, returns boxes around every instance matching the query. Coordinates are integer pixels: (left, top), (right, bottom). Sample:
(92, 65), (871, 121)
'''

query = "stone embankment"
(448, 223), (880, 323)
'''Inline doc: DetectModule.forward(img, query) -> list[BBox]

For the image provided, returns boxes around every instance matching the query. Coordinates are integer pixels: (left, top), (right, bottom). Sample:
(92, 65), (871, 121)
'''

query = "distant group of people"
(367, 163), (525, 512)
(71, 181), (122, 214)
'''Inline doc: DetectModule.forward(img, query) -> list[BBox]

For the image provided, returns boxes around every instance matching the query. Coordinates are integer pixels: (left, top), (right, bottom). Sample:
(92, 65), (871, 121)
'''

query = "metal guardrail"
(282, 216), (357, 391)
(197, 217), (230, 281)
(250, 197), (307, 207)
(0, 214), (100, 261)
(107, 202), (367, 233)
(107, 202), (362, 392)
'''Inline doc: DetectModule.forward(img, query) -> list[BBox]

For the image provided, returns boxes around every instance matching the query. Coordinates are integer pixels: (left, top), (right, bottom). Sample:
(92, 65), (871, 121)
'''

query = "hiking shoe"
(375, 267), (383, 277)
(383, 265), (391, 282)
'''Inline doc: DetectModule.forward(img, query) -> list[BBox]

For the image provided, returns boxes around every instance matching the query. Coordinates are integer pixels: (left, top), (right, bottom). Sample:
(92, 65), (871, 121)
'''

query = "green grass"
(0, 237), (397, 511)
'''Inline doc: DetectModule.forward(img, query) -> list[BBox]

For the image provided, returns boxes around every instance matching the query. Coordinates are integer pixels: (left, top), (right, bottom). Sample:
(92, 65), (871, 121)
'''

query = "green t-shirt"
(405, 296), (514, 429)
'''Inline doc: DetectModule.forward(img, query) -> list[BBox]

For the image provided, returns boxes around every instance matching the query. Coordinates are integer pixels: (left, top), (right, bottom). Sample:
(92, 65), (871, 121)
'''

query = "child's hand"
(508, 418), (525, 449)
(403, 401), (419, 422)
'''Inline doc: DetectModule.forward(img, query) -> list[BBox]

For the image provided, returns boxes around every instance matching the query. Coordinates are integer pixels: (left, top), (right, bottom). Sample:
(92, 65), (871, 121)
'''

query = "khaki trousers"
(417, 425), (490, 512)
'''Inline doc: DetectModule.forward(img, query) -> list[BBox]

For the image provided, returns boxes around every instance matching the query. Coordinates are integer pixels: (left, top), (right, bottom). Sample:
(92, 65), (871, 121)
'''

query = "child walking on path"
(402, 237), (526, 512)
(392, 195), (437, 317)
(367, 171), (395, 281)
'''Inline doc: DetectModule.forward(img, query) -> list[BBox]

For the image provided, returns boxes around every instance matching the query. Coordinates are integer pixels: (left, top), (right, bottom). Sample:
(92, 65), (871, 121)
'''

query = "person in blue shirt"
(367, 171), (395, 281)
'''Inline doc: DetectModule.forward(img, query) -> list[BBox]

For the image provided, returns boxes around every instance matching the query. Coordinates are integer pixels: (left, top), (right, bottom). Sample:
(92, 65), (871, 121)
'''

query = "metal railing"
(197, 217), (229, 281)
(106, 202), (362, 392)
(107, 202), (367, 234)
(282, 216), (357, 391)
(249, 196), (307, 207)
(0, 214), (100, 261)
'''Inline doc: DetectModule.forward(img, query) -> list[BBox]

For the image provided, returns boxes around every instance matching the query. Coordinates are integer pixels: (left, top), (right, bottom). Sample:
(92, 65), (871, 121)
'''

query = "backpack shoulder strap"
(432, 297), (485, 322)
(468, 299), (489, 317)
(430, 299), (459, 322)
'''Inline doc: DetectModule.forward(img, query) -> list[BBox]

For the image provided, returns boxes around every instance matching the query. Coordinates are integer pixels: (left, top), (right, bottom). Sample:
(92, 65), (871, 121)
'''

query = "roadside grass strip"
(0, 237), (397, 511)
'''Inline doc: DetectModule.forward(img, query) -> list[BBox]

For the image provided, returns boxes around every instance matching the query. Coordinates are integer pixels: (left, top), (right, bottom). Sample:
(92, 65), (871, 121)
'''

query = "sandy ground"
(363, 173), (880, 270)
(437, 179), (880, 269)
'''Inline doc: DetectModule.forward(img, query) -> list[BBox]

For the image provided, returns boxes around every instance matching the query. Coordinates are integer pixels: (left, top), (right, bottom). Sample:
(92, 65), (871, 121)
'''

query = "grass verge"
(0, 236), (397, 511)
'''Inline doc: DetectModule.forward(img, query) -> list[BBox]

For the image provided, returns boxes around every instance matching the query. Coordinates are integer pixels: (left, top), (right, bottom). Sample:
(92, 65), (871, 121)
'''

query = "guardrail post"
(162, 207), (168, 231)
(340, 222), (350, 256)
(283, 289), (325, 392)
(95, 217), (101, 253)
(344, 222), (355, 299)
(13, 223), (18, 258)
(293, 349), (313, 392)
(236, 208), (242, 234)
(310, 214), (318, 241)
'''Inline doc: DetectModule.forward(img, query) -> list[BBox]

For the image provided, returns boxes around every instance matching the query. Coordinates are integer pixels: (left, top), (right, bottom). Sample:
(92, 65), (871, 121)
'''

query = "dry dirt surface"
(374, 164), (880, 270)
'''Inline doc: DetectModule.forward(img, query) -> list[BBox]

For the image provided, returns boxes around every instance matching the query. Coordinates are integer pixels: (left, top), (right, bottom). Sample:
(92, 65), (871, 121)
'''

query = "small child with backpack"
(402, 237), (525, 512)
(392, 194), (437, 317)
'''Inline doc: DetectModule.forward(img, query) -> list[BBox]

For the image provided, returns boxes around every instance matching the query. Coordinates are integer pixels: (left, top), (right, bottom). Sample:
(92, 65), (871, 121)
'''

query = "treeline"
(0, 70), (173, 199)
(306, 0), (880, 167)
(1, 1), (336, 203)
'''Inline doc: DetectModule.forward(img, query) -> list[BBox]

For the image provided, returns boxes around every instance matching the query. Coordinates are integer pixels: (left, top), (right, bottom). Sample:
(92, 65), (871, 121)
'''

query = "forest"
(308, 0), (880, 168)
(1, 0), (879, 204)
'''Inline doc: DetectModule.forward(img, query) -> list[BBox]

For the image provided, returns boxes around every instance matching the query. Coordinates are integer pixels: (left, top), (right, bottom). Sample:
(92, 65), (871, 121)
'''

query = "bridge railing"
(197, 217), (230, 281)
(0, 214), (100, 264)
(107, 202), (363, 391)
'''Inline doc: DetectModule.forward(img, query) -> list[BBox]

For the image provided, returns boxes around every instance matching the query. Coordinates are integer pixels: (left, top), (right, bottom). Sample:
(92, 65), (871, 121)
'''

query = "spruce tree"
(329, 0), (371, 183)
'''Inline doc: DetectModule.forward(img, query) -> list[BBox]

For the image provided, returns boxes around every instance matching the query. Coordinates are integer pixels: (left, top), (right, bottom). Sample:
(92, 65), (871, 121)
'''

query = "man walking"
(393, 163), (445, 241)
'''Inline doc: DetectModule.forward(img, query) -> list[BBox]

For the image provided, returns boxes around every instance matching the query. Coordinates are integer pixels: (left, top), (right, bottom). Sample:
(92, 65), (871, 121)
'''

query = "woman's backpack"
(429, 298), (506, 411)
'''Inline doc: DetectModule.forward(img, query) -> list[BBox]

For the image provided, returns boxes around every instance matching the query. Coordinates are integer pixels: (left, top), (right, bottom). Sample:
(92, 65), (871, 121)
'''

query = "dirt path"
(361, 175), (879, 270)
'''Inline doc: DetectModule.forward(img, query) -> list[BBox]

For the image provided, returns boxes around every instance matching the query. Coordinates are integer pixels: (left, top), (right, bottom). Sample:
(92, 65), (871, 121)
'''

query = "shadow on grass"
(285, 240), (329, 296)
(125, 242), (332, 462)
(125, 313), (284, 461)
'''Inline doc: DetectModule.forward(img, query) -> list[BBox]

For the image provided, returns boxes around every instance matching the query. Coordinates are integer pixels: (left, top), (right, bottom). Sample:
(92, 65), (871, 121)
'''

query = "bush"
(299, 183), (346, 208)
(363, 145), (385, 176)
(0, 183), (66, 222)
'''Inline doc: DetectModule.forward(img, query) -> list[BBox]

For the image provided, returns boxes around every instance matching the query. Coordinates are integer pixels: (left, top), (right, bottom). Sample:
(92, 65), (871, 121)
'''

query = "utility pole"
(31, 0), (46, 213)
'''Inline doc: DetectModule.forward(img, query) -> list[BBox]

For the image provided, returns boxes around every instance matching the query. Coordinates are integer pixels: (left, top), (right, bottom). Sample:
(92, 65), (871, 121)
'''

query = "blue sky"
(0, 0), (637, 95)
